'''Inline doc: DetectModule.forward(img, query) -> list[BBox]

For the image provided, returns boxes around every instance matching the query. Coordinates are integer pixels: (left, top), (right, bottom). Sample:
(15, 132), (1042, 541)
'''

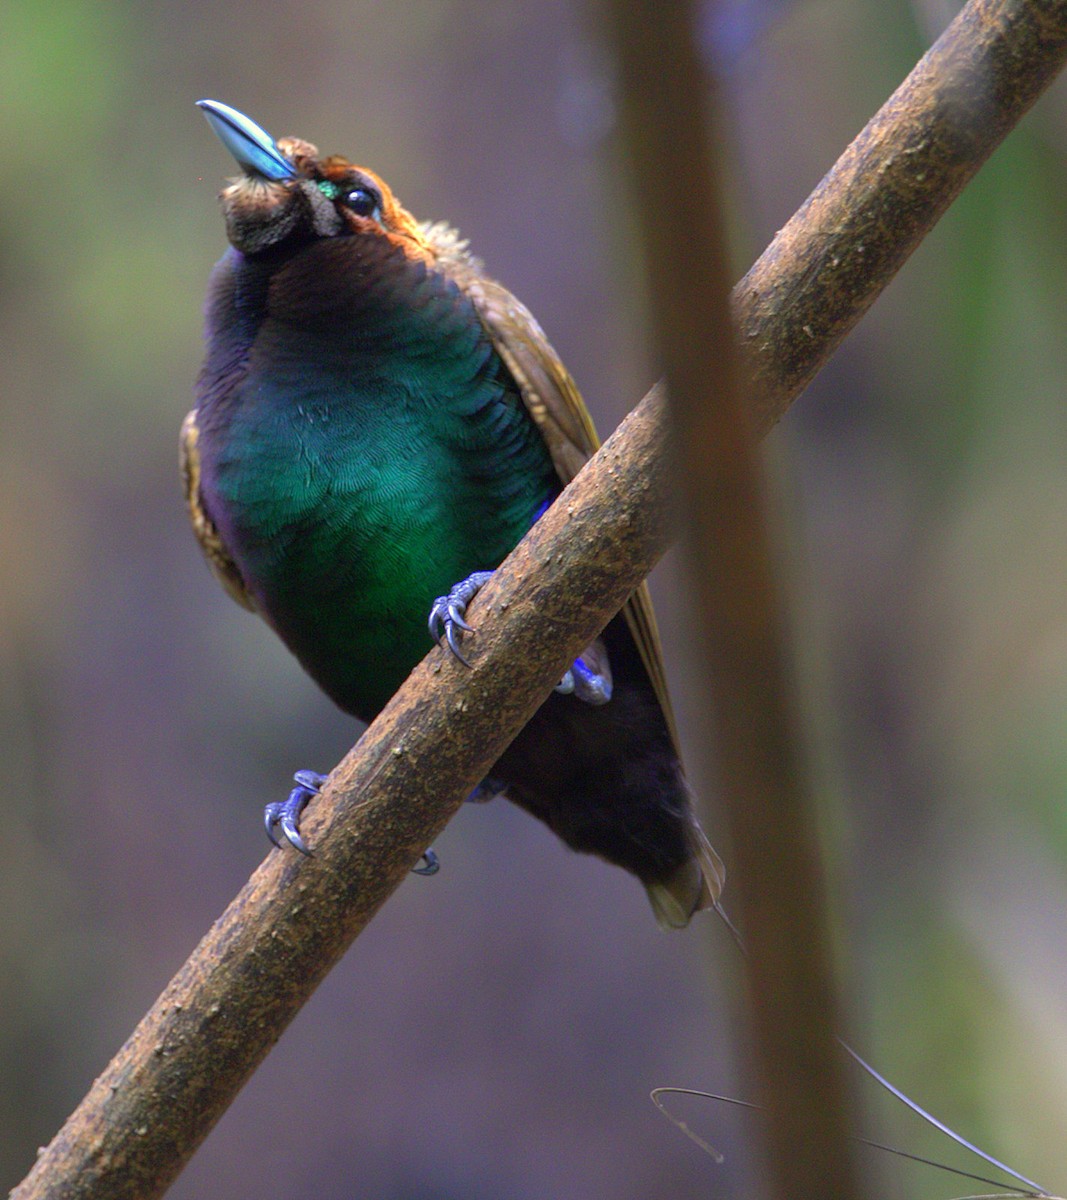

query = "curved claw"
(445, 621), (472, 667)
(428, 570), (494, 667)
(264, 808), (285, 848)
(412, 848), (440, 876)
(279, 810), (309, 855)
(447, 605), (473, 633)
(265, 770), (326, 855)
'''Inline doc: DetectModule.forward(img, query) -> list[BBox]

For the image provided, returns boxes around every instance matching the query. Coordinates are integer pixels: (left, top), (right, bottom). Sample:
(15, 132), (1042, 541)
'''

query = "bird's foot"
(428, 573), (611, 707)
(428, 570), (494, 666)
(265, 770), (439, 873)
(555, 656), (612, 705)
(265, 769), (324, 854)
(412, 847), (440, 875)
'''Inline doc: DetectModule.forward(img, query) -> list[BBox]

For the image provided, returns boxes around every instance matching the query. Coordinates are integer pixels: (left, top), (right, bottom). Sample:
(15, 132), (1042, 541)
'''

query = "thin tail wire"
(709, 901), (1051, 1196)
(650, 1086), (1048, 1196)
(838, 1040), (1048, 1196)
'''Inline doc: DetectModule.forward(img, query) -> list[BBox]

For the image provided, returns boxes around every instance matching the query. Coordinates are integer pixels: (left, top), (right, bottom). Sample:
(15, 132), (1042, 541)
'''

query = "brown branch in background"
(13, 1), (1067, 1196)
(604, 2), (862, 1197)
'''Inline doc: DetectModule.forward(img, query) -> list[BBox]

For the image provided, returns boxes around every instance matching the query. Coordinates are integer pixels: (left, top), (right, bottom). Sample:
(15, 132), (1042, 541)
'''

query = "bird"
(185, 99), (724, 928)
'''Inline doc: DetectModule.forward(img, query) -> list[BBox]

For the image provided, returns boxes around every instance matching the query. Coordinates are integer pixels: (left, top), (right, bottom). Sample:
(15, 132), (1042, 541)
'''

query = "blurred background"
(2, 0), (1066, 1196)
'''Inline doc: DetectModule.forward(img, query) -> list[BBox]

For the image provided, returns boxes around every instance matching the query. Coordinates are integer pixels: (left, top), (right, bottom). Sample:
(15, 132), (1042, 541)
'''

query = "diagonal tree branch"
(13, 1), (1067, 1196)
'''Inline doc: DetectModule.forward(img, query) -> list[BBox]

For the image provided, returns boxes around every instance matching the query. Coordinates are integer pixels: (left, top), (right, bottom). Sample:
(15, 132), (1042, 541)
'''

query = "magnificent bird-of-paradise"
(185, 100), (723, 927)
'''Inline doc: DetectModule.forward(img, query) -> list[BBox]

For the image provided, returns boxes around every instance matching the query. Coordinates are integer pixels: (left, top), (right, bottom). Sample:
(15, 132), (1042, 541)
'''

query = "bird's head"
(197, 100), (425, 257)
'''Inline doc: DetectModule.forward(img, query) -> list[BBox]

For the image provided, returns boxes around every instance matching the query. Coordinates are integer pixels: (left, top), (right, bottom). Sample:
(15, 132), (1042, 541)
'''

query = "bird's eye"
(343, 187), (380, 219)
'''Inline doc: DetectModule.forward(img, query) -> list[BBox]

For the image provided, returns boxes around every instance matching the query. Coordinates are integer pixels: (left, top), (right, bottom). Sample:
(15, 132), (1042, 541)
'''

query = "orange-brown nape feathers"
(286, 142), (431, 251)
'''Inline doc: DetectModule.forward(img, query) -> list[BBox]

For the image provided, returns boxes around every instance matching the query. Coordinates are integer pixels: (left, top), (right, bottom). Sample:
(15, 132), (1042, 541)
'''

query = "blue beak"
(196, 99), (297, 182)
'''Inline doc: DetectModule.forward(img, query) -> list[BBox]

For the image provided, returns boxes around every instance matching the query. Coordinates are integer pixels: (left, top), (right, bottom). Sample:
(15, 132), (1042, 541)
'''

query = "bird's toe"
(428, 570), (494, 665)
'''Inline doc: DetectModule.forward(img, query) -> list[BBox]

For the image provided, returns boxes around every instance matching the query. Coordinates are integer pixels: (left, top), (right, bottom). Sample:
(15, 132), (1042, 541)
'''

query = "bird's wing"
(180, 409), (257, 612)
(457, 267), (681, 752)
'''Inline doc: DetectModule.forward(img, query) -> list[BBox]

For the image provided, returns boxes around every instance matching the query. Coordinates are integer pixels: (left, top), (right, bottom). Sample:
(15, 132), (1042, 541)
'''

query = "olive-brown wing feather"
(180, 409), (257, 612)
(459, 270), (681, 753)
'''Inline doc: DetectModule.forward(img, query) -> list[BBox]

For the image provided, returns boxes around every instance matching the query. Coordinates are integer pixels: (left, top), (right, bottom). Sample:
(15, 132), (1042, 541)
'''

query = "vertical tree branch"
(605, 4), (863, 1197)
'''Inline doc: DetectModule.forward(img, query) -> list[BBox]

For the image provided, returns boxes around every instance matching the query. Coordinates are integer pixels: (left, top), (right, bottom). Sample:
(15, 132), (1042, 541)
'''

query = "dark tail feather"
(645, 824), (726, 929)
